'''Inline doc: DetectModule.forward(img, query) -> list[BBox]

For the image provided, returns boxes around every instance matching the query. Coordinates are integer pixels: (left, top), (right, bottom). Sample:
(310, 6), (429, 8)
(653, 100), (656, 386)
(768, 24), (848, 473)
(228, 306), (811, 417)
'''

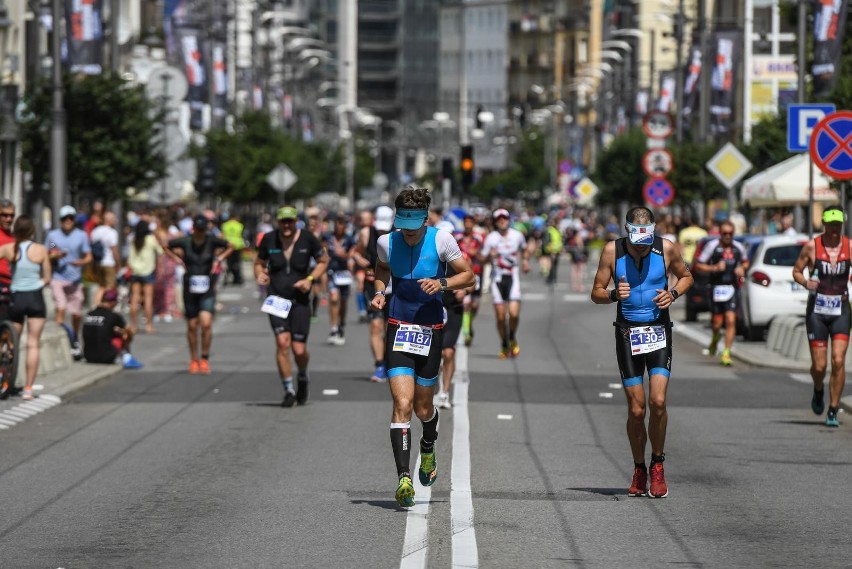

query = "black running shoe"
(282, 392), (297, 408)
(296, 379), (308, 405)
(811, 388), (825, 415)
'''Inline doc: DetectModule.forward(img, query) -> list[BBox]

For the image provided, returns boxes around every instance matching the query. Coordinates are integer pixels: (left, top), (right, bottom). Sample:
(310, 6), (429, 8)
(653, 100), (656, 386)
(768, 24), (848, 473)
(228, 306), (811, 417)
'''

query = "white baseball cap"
(59, 205), (77, 219)
(492, 208), (511, 220)
(374, 205), (394, 231)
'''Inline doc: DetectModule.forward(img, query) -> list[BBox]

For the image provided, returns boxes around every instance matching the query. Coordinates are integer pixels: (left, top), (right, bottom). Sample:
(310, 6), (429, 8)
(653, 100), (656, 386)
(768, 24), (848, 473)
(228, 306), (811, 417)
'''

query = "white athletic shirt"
(482, 228), (527, 275)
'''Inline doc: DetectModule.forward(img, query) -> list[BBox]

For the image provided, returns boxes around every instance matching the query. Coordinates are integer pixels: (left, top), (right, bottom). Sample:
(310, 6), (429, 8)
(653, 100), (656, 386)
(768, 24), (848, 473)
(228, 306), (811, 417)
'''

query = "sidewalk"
(669, 306), (852, 417)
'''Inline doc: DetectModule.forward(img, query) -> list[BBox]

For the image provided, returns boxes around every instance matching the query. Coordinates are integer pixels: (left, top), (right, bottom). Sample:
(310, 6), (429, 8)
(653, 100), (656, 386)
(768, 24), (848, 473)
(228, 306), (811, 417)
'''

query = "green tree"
(19, 74), (165, 203)
(196, 111), (367, 204)
(470, 128), (549, 200)
(591, 127), (646, 204)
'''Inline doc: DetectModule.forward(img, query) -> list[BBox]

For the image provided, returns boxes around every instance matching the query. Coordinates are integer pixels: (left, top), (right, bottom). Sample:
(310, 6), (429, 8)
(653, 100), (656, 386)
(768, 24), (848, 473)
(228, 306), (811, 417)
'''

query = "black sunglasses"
(0, 213), (14, 218)
(61, 216), (75, 221)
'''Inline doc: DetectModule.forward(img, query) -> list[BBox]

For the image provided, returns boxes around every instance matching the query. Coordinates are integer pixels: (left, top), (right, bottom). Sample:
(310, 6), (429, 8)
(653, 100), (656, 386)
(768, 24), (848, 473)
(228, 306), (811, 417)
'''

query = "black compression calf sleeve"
(421, 409), (439, 449)
(390, 423), (412, 478)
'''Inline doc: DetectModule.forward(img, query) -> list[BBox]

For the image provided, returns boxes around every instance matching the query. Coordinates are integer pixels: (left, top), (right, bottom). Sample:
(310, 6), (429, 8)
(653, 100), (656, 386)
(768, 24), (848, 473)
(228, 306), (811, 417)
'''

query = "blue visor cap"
(394, 208), (428, 230)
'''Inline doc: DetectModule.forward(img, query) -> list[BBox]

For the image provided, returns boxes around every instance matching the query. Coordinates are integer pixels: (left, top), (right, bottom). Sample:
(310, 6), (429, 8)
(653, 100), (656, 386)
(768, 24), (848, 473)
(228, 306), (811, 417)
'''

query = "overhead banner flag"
(178, 28), (208, 130)
(681, 44), (702, 126)
(657, 71), (676, 112)
(812, 0), (849, 97)
(65, 0), (104, 74)
(635, 88), (650, 117)
(212, 42), (228, 121)
(710, 30), (740, 136)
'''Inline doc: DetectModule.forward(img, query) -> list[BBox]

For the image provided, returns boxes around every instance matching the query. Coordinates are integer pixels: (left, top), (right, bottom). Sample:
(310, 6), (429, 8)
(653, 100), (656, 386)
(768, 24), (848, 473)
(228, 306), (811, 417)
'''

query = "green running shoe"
(419, 449), (438, 487)
(396, 476), (415, 508)
(825, 409), (840, 428)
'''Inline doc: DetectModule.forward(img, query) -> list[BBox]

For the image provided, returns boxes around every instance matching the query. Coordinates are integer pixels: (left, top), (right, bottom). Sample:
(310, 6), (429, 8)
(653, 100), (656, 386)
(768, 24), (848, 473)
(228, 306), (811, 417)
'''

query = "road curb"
(675, 322), (852, 419)
(50, 365), (124, 401)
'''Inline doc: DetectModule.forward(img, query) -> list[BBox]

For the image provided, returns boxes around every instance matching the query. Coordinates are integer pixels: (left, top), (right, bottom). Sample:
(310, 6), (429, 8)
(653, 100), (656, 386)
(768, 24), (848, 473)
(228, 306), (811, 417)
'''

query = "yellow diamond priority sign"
(706, 143), (753, 190)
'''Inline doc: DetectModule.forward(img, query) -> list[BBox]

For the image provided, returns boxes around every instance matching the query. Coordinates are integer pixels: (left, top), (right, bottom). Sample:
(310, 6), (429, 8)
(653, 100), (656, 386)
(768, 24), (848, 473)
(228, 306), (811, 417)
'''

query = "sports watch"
(670, 289), (679, 301)
(439, 278), (448, 291)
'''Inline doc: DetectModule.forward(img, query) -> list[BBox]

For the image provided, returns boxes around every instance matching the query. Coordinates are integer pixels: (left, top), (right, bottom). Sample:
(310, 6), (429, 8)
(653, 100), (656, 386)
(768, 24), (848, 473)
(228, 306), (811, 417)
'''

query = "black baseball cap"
(193, 215), (209, 230)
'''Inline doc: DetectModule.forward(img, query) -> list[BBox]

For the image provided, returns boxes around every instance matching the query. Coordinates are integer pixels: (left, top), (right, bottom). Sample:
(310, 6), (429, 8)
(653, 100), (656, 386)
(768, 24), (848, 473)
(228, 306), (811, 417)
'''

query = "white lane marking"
(0, 415), (21, 426)
(562, 293), (589, 303)
(608, 383), (623, 390)
(452, 343), (478, 568)
(497, 414), (513, 420)
(790, 373), (813, 385)
(522, 292), (547, 301)
(399, 454), (432, 569)
(32, 384), (44, 391)
(598, 392), (614, 399)
(322, 389), (339, 396)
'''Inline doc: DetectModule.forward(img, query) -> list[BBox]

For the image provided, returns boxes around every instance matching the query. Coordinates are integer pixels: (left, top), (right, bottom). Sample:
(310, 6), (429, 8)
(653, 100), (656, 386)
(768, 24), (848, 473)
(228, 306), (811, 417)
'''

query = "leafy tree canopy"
(19, 73), (166, 203)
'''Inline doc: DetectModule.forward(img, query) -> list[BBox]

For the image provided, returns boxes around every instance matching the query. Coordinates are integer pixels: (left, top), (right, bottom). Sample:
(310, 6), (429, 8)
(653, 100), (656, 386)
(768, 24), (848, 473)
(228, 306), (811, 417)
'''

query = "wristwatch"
(670, 289), (679, 301)
(307, 275), (315, 282)
(439, 278), (448, 291)
(374, 290), (385, 297)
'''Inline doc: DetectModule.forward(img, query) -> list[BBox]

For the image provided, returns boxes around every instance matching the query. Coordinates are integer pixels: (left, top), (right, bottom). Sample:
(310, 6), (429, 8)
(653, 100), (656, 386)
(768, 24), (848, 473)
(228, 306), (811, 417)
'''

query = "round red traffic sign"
(643, 111), (673, 139)
(809, 110), (852, 180)
(643, 177), (675, 207)
(642, 149), (674, 178)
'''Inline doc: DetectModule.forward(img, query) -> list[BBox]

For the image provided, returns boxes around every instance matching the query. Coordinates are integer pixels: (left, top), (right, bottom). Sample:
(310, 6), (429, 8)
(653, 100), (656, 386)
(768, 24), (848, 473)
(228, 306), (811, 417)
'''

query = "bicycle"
(0, 286), (20, 399)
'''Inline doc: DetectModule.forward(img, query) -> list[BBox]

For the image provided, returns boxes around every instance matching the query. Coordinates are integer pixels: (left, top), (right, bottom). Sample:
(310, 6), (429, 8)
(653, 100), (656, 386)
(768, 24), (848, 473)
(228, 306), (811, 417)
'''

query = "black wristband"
(609, 289), (618, 303)
(670, 289), (679, 301)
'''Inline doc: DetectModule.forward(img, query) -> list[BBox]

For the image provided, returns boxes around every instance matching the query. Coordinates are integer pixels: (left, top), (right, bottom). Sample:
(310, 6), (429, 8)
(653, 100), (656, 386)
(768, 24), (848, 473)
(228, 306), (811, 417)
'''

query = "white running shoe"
(437, 392), (452, 409)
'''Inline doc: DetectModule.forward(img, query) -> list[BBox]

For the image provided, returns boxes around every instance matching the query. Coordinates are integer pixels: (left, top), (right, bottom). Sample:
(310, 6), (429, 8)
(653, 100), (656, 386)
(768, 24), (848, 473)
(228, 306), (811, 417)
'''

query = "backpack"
(91, 239), (105, 263)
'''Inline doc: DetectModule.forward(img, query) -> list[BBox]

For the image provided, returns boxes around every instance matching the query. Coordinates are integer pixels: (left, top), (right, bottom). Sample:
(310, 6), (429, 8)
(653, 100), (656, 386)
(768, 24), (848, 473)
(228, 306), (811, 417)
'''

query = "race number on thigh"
(333, 271), (353, 286)
(814, 293), (843, 316)
(393, 324), (433, 356)
(189, 275), (211, 294)
(629, 325), (667, 355)
(712, 285), (735, 303)
(261, 295), (293, 319)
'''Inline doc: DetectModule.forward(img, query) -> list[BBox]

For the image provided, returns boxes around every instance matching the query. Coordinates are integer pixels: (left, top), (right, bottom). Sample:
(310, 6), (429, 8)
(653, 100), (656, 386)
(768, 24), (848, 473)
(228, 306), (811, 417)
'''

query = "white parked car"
(741, 234), (810, 341)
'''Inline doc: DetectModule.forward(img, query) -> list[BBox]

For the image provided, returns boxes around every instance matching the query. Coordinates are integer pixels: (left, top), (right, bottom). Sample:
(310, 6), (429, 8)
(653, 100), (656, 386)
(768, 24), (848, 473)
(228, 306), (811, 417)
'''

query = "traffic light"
(460, 145), (474, 189)
(197, 157), (216, 194)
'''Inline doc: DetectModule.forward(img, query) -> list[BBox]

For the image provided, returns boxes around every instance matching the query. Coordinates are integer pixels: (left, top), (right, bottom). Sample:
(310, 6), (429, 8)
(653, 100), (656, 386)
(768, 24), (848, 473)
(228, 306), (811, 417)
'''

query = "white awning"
(740, 153), (839, 207)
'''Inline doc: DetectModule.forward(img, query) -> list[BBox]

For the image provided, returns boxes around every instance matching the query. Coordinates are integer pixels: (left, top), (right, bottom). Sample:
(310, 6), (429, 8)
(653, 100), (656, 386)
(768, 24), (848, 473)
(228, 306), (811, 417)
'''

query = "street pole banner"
(211, 42), (228, 121)
(657, 71), (675, 112)
(163, 0), (187, 58)
(65, 0), (104, 74)
(635, 88), (650, 116)
(682, 44), (702, 125)
(812, 0), (849, 97)
(177, 28), (208, 130)
(710, 29), (740, 136)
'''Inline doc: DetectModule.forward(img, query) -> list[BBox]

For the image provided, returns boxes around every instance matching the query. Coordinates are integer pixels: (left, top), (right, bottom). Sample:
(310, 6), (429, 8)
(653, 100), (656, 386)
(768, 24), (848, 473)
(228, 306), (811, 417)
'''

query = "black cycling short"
(268, 301), (312, 342)
(0, 283), (11, 322)
(385, 320), (443, 387)
(614, 321), (673, 388)
(183, 289), (216, 319)
(442, 306), (464, 350)
(806, 300), (851, 345)
(709, 285), (740, 315)
(9, 290), (47, 323)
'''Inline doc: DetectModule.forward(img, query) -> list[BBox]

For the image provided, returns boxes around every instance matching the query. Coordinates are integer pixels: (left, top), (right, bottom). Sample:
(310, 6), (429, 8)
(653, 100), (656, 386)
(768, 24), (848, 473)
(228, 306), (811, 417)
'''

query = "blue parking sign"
(788, 104), (836, 152)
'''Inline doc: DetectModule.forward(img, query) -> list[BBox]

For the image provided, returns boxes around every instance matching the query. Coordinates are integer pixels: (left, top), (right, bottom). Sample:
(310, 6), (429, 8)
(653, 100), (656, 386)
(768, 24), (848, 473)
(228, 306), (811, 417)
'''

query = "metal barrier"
(766, 315), (808, 361)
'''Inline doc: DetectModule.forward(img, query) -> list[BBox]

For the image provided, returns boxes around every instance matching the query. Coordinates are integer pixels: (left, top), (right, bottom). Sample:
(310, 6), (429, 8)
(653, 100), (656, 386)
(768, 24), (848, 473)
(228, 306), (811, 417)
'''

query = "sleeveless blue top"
(11, 242), (44, 293)
(614, 237), (670, 324)
(387, 227), (446, 325)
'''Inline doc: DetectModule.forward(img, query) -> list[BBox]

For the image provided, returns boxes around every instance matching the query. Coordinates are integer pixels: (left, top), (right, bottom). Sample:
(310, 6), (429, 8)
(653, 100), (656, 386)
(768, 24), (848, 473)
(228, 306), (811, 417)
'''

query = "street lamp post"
(0, 2), (15, 206)
(50, 0), (67, 227)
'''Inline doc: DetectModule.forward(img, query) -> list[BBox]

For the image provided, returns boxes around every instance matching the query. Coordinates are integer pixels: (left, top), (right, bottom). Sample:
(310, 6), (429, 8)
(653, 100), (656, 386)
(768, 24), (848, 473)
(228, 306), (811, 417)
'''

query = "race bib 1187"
(392, 324), (433, 356)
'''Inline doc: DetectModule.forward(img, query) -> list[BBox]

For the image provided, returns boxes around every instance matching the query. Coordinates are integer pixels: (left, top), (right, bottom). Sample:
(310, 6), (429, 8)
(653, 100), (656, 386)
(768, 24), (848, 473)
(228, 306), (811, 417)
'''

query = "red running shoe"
(628, 466), (648, 497)
(648, 461), (668, 498)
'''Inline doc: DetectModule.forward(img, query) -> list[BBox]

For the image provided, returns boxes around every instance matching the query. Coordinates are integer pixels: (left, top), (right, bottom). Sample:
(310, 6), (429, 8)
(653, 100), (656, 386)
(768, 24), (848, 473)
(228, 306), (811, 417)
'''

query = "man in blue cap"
(370, 186), (475, 508)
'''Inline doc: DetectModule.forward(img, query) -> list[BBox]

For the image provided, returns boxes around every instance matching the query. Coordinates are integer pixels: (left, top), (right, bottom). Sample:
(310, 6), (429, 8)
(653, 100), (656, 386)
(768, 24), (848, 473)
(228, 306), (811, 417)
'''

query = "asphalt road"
(1, 274), (851, 568)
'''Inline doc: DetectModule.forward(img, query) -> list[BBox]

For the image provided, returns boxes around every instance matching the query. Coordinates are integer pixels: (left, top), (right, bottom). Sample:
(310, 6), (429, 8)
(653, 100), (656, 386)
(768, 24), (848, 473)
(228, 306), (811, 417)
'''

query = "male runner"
(353, 205), (393, 381)
(165, 215), (233, 374)
(371, 187), (474, 508)
(482, 208), (529, 359)
(694, 220), (749, 366)
(457, 213), (484, 346)
(0, 199), (16, 395)
(256, 206), (328, 407)
(325, 214), (355, 345)
(792, 206), (850, 427)
(591, 206), (693, 498)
